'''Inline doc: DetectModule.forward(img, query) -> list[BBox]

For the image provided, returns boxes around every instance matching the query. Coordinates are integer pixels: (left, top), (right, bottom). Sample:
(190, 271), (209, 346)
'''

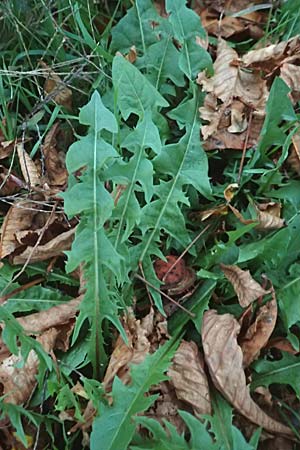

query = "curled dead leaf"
(12, 227), (75, 264)
(202, 310), (293, 436)
(242, 35), (300, 73)
(0, 297), (82, 360)
(190, 204), (228, 221)
(221, 264), (268, 307)
(228, 100), (248, 133)
(240, 295), (277, 367)
(202, 109), (264, 151)
(266, 337), (299, 355)
(228, 204), (256, 225)
(17, 143), (41, 187)
(168, 340), (211, 416)
(0, 140), (16, 160)
(256, 203), (285, 230)
(125, 46), (137, 64)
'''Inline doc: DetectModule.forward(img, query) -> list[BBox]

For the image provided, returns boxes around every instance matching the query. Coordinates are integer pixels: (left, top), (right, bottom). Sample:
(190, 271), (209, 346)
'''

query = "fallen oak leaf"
(220, 264), (268, 307)
(168, 340), (211, 416)
(201, 310), (293, 436)
(240, 294), (278, 367)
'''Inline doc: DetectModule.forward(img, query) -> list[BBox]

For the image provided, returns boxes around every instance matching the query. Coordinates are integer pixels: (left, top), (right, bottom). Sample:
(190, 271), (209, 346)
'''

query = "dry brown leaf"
(256, 203), (285, 230)
(228, 204), (256, 225)
(242, 35), (300, 73)
(42, 123), (68, 187)
(198, 39), (268, 110)
(199, 93), (224, 140)
(228, 100), (248, 133)
(0, 166), (23, 196)
(0, 297), (81, 360)
(125, 46), (137, 64)
(190, 204), (228, 221)
(103, 308), (168, 389)
(202, 310), (293, 436)
(12, 227), (75, 264)
(221, 263), (268, 307)
(71, 309), (169, 434)
(168, 340), (211, 416)
(17, 143), (41, 187)
(287, 131), (300, 174)
(240, 296), (277, 367)
(40, 61), (72, 110)
(0, 140), (15, 160)
(10, 297), (81, 335)
(280, 63), (300, 103)
(0, 328), (58, 404)
(266, 337), (299, 355)
(202, 110), (264, 150)
(0, 201), (37, 258)
(199, 5), (264, 41)
(0, 322), (74, 404)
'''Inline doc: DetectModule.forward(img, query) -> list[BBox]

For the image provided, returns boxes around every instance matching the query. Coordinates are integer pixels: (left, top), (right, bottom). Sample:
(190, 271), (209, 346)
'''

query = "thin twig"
(138, 261), (153, 307)
(134, 273), (195, 318)
(0, 277), (44, 305)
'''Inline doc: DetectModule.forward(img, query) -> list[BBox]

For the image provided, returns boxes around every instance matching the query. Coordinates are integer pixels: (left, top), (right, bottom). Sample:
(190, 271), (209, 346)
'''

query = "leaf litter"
(0, 0), (300, 448)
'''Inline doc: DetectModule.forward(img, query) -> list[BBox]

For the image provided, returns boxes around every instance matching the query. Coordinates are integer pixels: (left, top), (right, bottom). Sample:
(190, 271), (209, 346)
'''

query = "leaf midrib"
(105, 341), (175, 450)
(139, 95), (198, 262)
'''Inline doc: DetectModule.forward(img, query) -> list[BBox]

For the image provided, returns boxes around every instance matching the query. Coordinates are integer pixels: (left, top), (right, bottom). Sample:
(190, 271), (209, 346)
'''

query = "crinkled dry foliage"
(0, 0), (300, 449)
(202, 310), (293, 437)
